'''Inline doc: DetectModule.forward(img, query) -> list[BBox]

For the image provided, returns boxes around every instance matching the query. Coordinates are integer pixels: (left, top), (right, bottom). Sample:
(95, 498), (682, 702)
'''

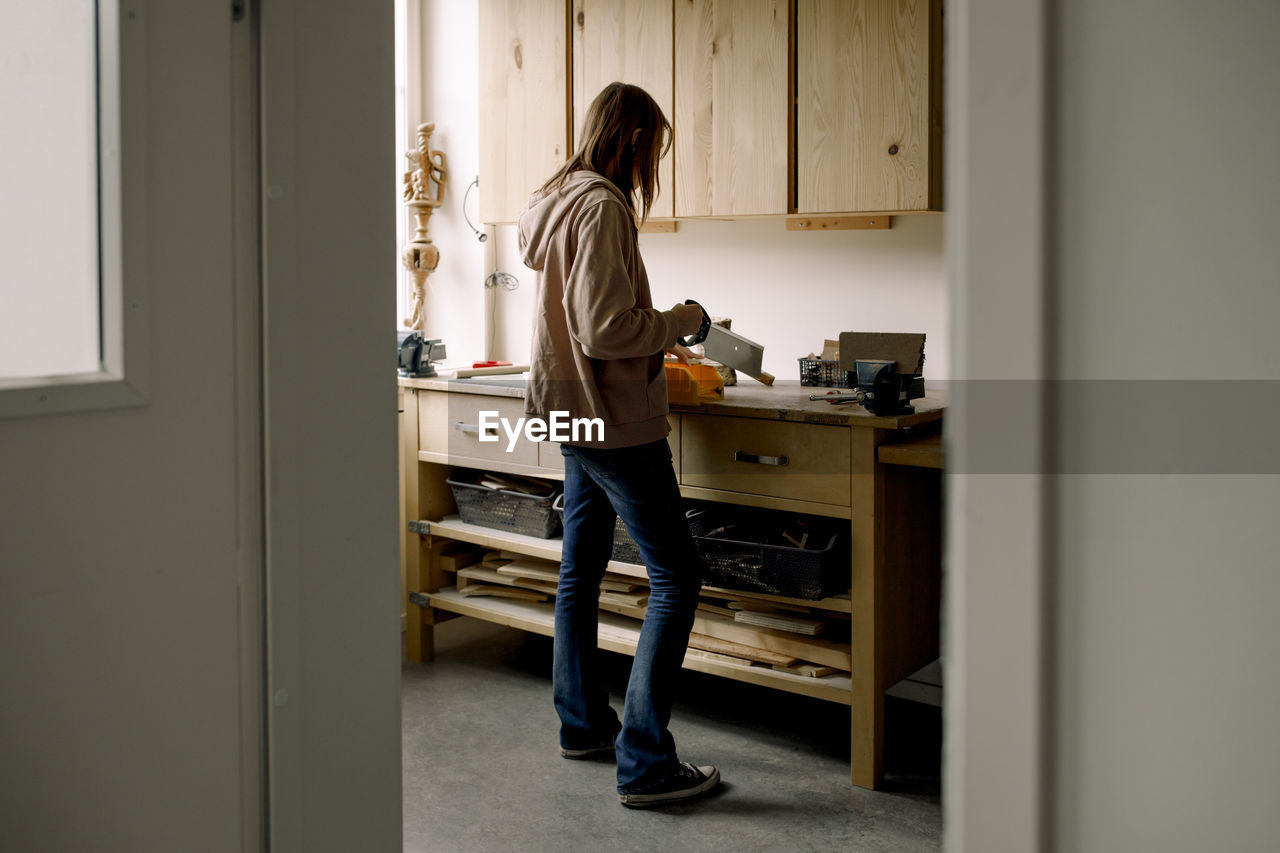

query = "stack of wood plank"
(443, 552), (850, 679)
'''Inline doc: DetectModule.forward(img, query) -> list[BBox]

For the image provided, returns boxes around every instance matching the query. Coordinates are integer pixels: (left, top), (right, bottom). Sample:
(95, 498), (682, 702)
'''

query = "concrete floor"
(402, 617), (942, 852)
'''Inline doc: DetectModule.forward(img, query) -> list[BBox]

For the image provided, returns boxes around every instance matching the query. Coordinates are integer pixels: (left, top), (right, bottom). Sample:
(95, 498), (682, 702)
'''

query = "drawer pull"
(454, 421), (497, 438)
(733, 450), (789, 467)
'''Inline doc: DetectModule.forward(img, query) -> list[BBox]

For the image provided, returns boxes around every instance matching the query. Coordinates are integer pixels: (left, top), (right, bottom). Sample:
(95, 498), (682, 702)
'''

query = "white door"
(0, 3), (265, 850)
(0, 2), (402, 851)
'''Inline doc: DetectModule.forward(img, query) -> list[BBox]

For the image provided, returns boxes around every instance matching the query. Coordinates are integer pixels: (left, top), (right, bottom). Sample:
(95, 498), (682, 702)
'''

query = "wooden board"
(674, 0), (789, 216)
(796, 0), (940, 213)
(733, 610), (826, 636)
(691, 611), (851, 670)
(478, 0), (570, 223)
(599, 590), (649, 608)
(728, 599), (813, 615)
(460, 584), (550, 602)
(598, 600), (647, 620)
(878, 432), (944, 469)
(687, 633), (798, 667)
(772, 663), (843, 678)
(786, 216), (892, 231)
(572, 0), (673, 219)
(457, 565), (557, 594)
(687, 649), (756, 667)
(495, 554), (643, 591)
(439, 549), (484, 573)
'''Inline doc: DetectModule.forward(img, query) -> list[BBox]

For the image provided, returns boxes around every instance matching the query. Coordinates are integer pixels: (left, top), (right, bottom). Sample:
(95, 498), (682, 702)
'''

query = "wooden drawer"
(418, 392), (540, 469)
(538, 416), (682, 475)
(680, 413), (850, 506)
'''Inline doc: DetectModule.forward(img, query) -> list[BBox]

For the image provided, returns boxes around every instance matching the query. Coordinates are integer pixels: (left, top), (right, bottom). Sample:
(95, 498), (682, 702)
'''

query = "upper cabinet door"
(796, 0), (943, 213)
(675, 0), (790, 217)
(479, 0), (570, 224)
(573, 0), (675, 220)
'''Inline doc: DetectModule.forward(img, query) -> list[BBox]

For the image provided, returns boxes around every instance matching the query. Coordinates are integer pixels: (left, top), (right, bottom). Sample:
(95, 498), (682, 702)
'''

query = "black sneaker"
(560, 727), (619, 760)
(618, 762), (720, 808)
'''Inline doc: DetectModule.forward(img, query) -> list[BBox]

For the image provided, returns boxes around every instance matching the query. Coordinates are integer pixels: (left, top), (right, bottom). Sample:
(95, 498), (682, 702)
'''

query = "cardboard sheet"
(838, 332), (926, 375)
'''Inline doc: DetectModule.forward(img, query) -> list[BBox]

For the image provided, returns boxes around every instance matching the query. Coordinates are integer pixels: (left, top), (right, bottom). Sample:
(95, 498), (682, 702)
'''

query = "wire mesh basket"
(552, 494), (644, 564)
(447, 469), (563, 539)
(686, 508), (848, 600)
(798, 358), (853, 388)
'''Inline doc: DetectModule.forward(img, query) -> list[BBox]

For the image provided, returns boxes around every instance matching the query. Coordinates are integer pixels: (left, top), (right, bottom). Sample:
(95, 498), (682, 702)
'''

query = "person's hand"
(665, 343), (699, 363)
(670, 302), (705, 338)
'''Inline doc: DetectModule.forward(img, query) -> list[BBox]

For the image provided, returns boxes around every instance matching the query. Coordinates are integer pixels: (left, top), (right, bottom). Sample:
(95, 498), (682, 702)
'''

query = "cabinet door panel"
(572, 0), (674, 220)
(796, 0), (940, 213)
(675, 0), (789, 217)
(479, 0), (570, 223)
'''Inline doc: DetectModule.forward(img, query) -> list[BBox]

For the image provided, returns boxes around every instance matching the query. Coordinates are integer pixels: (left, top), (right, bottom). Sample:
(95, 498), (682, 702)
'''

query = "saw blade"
(702, 324), (764, 378)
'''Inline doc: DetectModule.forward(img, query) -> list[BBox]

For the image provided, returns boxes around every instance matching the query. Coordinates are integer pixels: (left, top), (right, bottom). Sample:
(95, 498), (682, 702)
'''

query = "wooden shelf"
(423, 515), (853, 613)
(429, 587), (852, 705)
(878, 433), (944, 469)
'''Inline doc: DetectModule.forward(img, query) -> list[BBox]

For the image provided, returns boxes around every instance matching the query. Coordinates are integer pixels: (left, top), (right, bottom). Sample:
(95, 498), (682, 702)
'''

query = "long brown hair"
(536, 82), (672, 225)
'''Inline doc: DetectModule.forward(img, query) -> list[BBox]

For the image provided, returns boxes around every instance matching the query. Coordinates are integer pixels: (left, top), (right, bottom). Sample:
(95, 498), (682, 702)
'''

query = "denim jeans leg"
(553, 448), (621, 749)
(564, 439), (704, 789)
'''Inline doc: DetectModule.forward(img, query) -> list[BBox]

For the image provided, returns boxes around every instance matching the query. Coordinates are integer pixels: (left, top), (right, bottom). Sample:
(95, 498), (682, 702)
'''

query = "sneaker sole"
(618, 768), (720, 808)
(560, 745), (615, 760)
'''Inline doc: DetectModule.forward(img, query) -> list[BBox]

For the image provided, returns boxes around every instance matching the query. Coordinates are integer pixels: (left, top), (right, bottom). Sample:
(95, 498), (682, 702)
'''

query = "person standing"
(518, 82), (720, 808)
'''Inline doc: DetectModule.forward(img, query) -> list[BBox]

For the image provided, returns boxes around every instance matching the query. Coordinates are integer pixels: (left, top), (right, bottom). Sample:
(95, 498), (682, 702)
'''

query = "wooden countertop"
(399, 375), (946, 430)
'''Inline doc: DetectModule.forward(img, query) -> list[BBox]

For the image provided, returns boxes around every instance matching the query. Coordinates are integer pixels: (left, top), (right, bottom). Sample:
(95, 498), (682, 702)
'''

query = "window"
(0, 0), (145, 418)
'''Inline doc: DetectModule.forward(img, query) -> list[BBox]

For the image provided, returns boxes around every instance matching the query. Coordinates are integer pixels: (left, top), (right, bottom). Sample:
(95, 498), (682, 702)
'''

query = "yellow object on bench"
(664, 360), (725, 405)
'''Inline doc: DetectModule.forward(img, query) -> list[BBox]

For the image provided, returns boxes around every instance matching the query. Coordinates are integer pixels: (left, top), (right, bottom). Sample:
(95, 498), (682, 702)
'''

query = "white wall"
(415, 0), (490, 365)
(1049, 2), (1280, 850)
(417, 0), (950, 380)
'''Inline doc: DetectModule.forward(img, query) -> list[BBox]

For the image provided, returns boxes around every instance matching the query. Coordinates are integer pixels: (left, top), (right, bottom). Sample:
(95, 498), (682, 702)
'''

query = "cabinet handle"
(454, 421), (497, 438)
(733, 450), (789, 467)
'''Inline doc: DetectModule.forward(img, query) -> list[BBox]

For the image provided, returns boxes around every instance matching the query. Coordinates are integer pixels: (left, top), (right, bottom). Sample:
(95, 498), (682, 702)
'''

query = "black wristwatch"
(677, 299), (712, 347)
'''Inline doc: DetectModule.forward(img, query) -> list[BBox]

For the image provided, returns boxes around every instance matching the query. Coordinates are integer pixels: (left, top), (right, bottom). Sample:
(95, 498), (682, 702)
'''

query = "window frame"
(0, 0), (149, 419)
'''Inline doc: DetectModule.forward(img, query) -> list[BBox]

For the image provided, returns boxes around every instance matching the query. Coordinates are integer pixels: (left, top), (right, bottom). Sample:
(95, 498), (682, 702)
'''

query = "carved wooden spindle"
(401, 122), (448, 332)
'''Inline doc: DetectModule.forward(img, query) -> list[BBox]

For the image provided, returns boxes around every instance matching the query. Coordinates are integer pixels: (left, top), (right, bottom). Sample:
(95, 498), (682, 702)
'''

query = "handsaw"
(701, 324), (774, 386)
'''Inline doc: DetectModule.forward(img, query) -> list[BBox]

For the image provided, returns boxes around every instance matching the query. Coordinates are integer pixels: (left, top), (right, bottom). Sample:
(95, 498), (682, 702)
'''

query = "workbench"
(398, 376), (944, 789)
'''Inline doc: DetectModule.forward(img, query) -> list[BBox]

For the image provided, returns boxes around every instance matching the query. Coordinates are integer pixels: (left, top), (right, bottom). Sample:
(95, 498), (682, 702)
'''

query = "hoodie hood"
(518, 170), (630, 272)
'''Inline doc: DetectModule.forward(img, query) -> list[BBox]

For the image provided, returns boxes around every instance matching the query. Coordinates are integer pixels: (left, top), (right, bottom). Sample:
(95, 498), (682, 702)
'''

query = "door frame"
(258, 1), (403, 850)
(944, 1), (1054, 851)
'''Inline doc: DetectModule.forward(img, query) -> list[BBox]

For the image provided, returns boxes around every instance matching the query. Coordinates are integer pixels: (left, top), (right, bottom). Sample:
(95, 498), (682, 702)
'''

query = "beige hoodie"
(519, 171), (693, 449)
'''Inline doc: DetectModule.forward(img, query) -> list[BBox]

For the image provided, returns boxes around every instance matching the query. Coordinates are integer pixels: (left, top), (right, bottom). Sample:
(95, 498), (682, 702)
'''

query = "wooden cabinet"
(572, 0), (675, 220)
(674, 0), (790, 217)
(478, 0), (570, 224)
(398, 378), (944, 788)
(477, 0), (942, 222)
(795, 0), (943, 213)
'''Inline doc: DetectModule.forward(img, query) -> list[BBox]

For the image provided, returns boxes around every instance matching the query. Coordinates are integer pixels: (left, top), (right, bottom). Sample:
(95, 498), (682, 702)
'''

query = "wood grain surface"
(572, 0), (674, 219)
(479, 0), (570, 223)
(675, 0), (789, 216)
(796, 0), (939, 213)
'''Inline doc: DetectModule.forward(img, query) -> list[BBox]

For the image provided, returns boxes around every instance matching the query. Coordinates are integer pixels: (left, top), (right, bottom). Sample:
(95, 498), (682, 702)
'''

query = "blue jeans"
(555, 438), (704, 790)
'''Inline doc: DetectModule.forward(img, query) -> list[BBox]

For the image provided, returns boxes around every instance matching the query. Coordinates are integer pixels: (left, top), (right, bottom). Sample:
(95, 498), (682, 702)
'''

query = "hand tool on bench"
(677, 301), (775, 386)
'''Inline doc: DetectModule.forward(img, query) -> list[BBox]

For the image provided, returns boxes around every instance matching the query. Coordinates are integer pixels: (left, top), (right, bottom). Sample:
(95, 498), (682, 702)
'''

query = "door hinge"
(232, 1), (246, 22)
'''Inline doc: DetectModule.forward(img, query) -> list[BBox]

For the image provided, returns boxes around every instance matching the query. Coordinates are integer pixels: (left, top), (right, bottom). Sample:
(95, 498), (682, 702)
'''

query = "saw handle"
(676, 299), (712, 347)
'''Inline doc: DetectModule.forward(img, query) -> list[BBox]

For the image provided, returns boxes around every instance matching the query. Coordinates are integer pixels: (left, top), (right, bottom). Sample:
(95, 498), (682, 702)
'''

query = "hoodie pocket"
(645, 352), (669, 418)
